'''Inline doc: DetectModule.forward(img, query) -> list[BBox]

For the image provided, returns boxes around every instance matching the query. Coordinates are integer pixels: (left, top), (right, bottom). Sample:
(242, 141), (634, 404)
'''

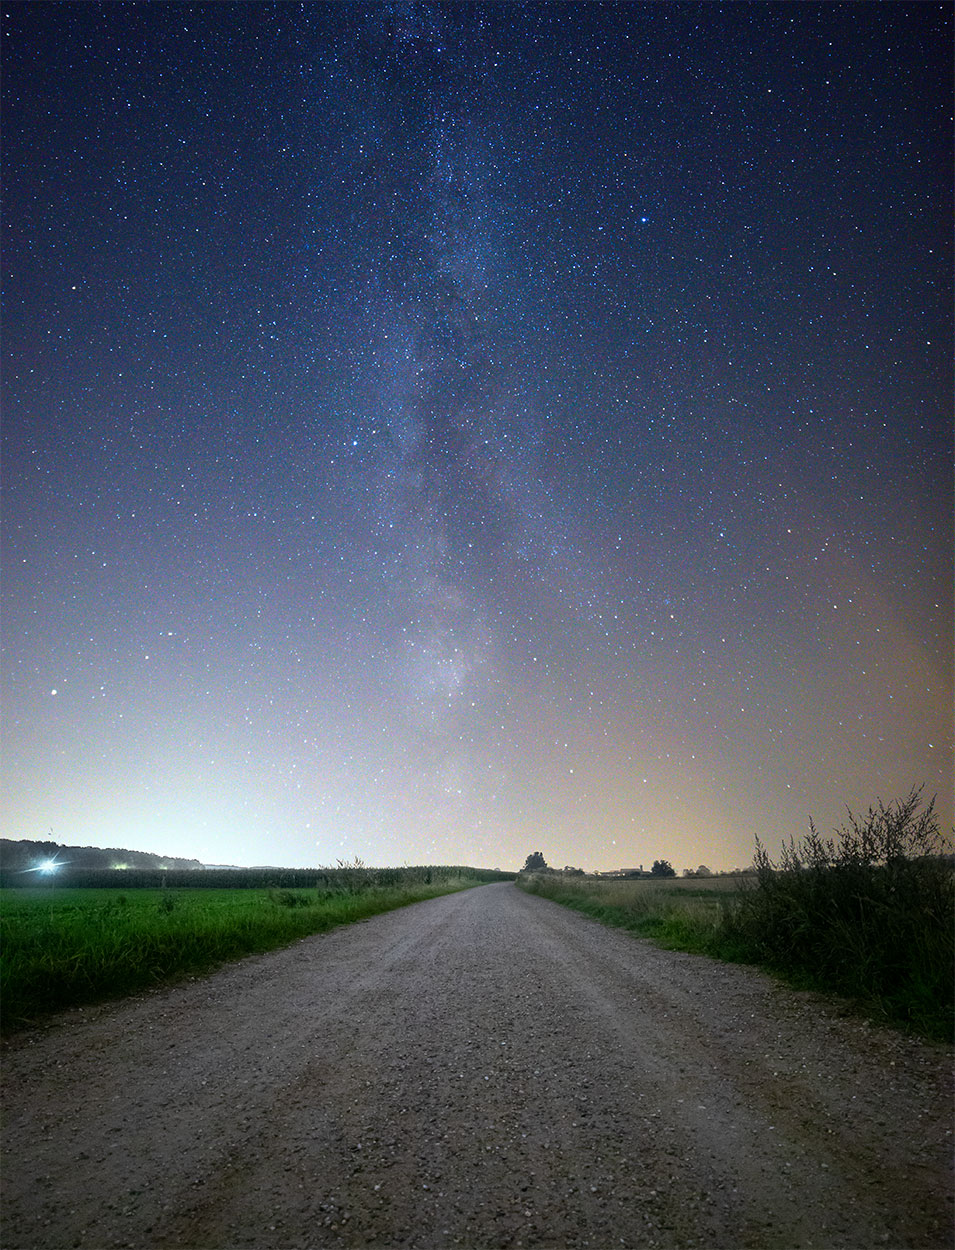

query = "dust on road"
(2, 882), (952, 1249)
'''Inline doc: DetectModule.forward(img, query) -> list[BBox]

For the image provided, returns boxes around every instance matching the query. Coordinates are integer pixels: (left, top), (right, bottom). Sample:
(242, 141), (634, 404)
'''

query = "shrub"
(728, 788), (953, 1038)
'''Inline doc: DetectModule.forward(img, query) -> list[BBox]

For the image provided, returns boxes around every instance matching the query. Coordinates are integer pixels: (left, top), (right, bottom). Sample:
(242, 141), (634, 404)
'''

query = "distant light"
(21, 854), (70, 877)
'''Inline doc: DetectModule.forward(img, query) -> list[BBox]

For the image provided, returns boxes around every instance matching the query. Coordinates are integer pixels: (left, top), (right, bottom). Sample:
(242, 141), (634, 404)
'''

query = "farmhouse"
(597, 866), (652, 879)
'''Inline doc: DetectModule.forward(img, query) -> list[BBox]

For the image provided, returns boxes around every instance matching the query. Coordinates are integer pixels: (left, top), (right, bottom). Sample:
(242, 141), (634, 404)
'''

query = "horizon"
(1, 831), (757, 876)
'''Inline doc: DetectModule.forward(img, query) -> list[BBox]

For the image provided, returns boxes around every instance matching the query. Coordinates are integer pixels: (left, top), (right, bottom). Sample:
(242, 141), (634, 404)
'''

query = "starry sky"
(3, 3), (952, 872)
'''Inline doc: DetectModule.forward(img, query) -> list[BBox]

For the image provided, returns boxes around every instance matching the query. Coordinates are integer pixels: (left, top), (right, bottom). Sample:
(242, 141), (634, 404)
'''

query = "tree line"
(519, 851), (678, 878)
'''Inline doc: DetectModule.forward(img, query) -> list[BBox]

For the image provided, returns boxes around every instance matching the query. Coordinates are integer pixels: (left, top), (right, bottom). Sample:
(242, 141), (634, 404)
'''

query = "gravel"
(2, 881), (952, 1249)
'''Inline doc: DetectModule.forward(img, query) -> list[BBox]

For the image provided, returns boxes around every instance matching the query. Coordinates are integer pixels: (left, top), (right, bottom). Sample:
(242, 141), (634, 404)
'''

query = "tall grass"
(519, 874), (748, 960)
(727, 789), (953, 1040)
(0, 873), (498, 1031)
(520, 789), (954, 1042)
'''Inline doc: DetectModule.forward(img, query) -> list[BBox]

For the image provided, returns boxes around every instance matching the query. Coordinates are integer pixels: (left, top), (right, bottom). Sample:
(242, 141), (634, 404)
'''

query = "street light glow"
(21, 856), (69, 876)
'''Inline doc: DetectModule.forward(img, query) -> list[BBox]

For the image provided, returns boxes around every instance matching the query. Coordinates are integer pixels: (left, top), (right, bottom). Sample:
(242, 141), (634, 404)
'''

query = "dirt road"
(2, 882), (951, 1249)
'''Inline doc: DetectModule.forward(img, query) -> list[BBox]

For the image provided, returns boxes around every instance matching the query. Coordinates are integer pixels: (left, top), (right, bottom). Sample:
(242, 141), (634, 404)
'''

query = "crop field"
(0, 870), (506, 1031)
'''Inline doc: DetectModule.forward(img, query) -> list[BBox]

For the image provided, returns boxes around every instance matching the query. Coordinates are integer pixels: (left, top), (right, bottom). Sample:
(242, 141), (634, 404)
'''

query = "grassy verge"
(520, 791), (954, 1043)
(1, 877), (482, 1032)
(519, 874), (750, 959)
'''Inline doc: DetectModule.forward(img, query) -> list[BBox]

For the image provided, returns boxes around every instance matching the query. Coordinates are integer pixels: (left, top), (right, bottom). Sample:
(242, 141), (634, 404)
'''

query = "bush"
(728, 788), (953, 1039)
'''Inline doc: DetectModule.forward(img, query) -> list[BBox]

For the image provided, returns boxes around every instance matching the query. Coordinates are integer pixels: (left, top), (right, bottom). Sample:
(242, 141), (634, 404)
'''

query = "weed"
(727, 788), (953, 1039)
(268, 889), (314, 909)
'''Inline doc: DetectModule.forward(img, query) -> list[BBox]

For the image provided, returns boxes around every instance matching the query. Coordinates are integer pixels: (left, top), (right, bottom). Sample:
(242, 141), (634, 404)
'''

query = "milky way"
(2, 3), (951, 870)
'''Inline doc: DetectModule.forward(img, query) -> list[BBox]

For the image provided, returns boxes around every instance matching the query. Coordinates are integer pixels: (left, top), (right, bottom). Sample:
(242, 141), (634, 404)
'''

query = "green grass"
(520, 790), (954, 1043)
(519, 874), (750, 959)
(0, 876), (487, 1032)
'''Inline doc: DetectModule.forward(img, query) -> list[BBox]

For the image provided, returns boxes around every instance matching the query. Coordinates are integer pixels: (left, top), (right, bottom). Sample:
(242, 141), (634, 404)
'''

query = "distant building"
(597, 865), (652, 879)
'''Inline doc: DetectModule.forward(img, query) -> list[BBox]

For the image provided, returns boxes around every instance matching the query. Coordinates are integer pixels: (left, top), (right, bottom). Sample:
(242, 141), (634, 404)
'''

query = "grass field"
(0, 873), (493, 1031)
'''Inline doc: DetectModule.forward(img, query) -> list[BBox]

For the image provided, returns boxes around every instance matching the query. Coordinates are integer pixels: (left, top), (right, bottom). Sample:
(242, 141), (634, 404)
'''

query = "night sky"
(3, 3), (952, 872)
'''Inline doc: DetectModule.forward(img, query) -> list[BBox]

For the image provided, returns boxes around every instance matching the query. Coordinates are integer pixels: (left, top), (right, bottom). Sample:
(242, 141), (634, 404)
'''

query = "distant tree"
(562, 865), (585, 875)
(522, 851), (548, 872)
(650, 859), (676, 877)
(696, 864), (712, 877)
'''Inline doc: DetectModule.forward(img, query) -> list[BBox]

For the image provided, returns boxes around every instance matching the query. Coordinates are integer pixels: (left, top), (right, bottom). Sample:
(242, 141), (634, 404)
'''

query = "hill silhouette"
(0, 838), (203, 873)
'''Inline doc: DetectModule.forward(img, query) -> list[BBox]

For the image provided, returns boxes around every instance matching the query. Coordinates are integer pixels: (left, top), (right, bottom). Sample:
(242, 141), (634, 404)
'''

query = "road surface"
(2, 882), (952, 1249)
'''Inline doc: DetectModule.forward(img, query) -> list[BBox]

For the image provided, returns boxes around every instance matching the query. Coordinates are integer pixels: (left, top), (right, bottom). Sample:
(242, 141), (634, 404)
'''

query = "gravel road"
(2, 882), (952, 1250)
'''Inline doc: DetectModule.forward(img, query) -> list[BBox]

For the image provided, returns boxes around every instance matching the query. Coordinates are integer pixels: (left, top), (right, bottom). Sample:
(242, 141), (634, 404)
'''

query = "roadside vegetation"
(0, 866), (512, 1032)
(520, 789), (953, 1042)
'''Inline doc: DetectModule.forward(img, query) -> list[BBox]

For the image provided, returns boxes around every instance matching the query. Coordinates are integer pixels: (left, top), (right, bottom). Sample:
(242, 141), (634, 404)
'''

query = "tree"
(650, 859), (675, 877)
(522, 851), (548, 872)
